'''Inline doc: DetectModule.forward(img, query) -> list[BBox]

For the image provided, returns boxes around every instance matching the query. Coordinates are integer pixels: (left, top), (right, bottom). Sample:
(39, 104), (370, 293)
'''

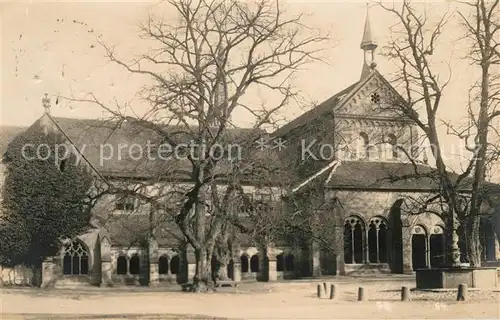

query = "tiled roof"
(42, 116), (281, 183)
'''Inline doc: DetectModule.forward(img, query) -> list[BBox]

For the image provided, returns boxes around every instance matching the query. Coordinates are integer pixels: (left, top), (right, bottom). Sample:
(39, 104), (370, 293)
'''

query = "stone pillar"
(402, 225), (413, 274)
(310, 241), (321, 277)
(267, 253), (278, 282)
(185, 247), (196, 283)
(334, 226), (346, 275)
(100, 236), (113, 287)
(41, 257), (55, 288)
(148, 238), (159, 286)
(232, 261), (242, 282)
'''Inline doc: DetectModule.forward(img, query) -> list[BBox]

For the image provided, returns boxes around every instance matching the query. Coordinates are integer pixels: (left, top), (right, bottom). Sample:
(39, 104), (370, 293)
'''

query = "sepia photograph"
(0, 0), (499, 319)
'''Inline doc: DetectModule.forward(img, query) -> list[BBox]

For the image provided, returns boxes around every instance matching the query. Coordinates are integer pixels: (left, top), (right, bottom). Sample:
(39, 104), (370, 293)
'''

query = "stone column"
(267, 253), (278, 282)
(185, 247), (196, 283)
(40, 257), (55, 288)
(334, 226), (346, 275)
(148, 237), (159, 286)
(100, 236), (113, 287)
(310, 241), (321, 277)
(401, 225), (413, 274)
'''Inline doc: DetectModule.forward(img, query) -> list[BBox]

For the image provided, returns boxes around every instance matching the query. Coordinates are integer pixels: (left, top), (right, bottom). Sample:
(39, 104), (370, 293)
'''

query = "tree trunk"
(216, 254), (231, 281)
(192, 247), (214, 292)
(467, 215), (482, 267)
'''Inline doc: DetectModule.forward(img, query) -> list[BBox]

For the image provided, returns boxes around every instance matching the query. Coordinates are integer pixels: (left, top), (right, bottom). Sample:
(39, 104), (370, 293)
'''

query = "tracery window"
(62, 240), (89, 275)
(344, 216), (364, 264)
(368, 217), (388, 263)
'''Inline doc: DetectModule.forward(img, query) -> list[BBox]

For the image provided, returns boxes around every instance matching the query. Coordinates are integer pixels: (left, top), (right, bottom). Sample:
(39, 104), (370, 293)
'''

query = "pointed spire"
(360, 4), (377, 50)
(360, 4), (378, 79)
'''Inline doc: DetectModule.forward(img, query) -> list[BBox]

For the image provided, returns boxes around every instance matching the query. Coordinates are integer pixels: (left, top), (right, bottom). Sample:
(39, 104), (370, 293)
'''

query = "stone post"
(148, 237), (159, 286)
(401, 225), (413, 273)
(267, 253), (277, 282)
(185, 247), (196, 283)
(40, 257), (55, 288)
(100, 236), (113, 287)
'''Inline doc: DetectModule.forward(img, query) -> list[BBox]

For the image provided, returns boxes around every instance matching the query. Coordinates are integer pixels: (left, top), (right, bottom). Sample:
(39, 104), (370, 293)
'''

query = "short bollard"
(357, 287), (365, 301)
(401, 286), (410, 301)
(317, 284), (324, 298)
(329, 284), (337, 300)
(457, 283), (468, 301)
(323, 282), (328, 296)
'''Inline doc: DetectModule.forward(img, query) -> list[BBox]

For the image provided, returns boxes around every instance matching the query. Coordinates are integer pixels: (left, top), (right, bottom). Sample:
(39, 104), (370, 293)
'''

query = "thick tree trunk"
(467, 215), (482, 267)
(192, 247), (214, 292)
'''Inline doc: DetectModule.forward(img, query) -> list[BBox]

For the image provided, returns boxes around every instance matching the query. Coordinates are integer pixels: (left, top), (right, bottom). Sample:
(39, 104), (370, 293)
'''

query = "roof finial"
(360, 3), (378, 79)
(42, 93), (51, 115)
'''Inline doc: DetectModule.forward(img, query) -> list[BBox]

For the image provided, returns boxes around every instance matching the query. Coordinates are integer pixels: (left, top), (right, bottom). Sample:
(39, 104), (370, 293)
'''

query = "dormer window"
(115, 194), (136, 211)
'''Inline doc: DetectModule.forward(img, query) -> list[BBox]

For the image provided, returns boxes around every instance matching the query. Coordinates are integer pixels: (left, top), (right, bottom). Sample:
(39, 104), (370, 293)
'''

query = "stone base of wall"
(416, 267), (499, 289)
(54, 276), (95, 289)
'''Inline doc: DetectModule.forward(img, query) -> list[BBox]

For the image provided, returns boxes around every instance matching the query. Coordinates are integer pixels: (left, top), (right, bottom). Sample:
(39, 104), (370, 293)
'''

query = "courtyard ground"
(1, 275), (499, 319)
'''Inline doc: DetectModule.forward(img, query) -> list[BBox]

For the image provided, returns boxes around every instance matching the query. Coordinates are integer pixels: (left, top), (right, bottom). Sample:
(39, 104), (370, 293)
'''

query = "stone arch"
(276, 253), (284, 272)
(240, 254), (249, 273)
(129, 254), (140, 275)
(116, 255), (127, 275)
(429, 225), (445, 267)
(368, 216), (389, 263)
(411, 224), (428, 270)
(170, 255), (180, 274)
(62, 239), (89, 275)
(250, 255), (259, 272)
(344, 215), (365, 264)
(158, 255), (169, 275)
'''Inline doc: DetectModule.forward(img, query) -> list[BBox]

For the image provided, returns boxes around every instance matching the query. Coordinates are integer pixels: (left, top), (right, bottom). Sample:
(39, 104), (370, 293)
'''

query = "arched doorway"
(411, 225), (427, 270)
(429, 226), (444, 268)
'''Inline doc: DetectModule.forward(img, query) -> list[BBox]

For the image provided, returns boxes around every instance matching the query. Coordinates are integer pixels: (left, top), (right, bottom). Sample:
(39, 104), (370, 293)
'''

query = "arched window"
(250, 255), (259, 272)
(116, 255), (127, 275)
(276, 254), (284, 272)
(368, 217), (388, 263)
(129, 254), (140, 275)
(285, 254), (295, 271)
(240, 254), (249, 273)
(386, 134), (398, 160)
(430, 225), (444, 268)
(158, 255), (169, 275)
(344, 216), (364, 264)
(170, 255), (180, 274)
(411, 225), (428, 270)
(62, 240), (89, 275)
(480, 217), (496, 261)
(359, 132), (370, 159)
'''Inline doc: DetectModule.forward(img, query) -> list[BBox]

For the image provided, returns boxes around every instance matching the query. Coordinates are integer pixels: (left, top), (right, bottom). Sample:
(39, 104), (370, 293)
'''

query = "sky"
(1, 0), (498, 178)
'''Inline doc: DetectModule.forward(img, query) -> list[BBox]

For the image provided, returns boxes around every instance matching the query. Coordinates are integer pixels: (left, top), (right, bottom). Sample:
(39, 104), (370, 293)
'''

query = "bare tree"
(379, 0), (499, 266)
(68, 0), (328, 291)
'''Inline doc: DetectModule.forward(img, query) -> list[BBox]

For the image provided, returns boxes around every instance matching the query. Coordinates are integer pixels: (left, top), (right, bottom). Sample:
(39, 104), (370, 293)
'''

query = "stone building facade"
(1, 10), (499, 288)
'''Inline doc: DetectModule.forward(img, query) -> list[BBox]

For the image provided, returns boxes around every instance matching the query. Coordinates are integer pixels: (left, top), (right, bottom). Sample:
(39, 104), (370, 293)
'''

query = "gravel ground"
(1, 276), (499, 319)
